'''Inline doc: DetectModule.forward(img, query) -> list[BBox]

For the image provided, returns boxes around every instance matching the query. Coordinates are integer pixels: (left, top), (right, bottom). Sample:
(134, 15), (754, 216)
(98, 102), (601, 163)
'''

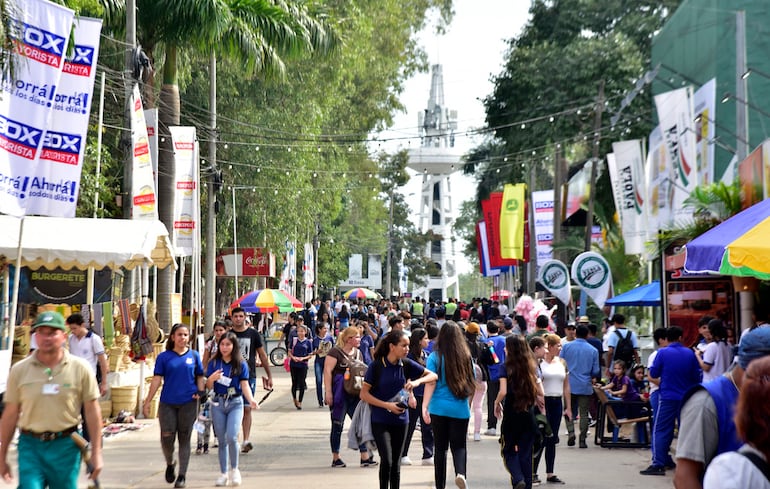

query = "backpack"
(343, 349), (368, 396)
(614, 330), (635, 365)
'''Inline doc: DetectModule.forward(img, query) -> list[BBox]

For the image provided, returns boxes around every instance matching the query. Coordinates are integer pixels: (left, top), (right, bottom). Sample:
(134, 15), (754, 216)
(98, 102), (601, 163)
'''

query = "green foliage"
(76, 136), (121, 218)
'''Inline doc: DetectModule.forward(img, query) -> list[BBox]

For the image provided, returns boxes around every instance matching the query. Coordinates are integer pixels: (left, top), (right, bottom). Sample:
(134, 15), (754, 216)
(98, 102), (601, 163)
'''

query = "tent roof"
(605, 280), (661, 307)
(0, 216), (175, 270)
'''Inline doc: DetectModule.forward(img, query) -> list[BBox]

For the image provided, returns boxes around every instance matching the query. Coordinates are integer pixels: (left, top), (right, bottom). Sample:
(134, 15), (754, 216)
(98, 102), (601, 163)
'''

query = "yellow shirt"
(5, 350), (99, 432)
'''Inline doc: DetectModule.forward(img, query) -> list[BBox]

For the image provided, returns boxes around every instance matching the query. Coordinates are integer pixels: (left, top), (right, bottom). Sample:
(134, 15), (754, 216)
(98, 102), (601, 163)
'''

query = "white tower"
(407, 64), (462, 302)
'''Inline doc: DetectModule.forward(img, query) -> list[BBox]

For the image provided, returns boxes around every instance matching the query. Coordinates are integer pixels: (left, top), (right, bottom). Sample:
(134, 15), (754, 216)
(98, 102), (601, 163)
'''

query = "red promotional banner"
(482, 193), (518, 268)
(216, 248), (276, 277)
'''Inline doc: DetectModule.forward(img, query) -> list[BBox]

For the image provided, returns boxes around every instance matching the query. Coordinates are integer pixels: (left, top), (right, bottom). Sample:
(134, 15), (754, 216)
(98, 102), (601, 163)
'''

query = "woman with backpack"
(464, 322), (489, 442)
(360, 331), (437, 489)
(423, 321), (477, 489)
(401, 328), (435, 465)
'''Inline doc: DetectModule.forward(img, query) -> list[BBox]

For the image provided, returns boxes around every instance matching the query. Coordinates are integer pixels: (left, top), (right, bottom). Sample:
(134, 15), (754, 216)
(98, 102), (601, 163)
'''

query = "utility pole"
(204, 52), (217, 333)
(527, 161), (536, 295)
(386, 193), (394, 297)
(123, 0), (136, 301)
(584, 81), (605, 252)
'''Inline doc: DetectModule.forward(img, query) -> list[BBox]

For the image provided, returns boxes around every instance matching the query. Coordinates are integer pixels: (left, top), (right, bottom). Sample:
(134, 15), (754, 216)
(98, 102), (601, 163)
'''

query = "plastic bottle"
(344, 367), (351, 380)
(489, 344), (500, 364)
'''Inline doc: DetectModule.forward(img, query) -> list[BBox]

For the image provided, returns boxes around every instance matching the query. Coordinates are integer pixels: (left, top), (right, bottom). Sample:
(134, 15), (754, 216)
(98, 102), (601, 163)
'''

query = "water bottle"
(489, 343), (500, 364)
(395, 389), (409, 409)
(344, 367), (351, 381)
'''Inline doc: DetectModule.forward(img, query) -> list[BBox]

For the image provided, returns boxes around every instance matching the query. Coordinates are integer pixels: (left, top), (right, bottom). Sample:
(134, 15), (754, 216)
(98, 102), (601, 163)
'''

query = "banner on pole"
(531, 190), (553, 266)
(571, 251), (612, 309)
(477, 221), (500, 277)
(0, 0), (75, 216)
(481, 193), (517, 269)
(170, 126), (197, 256)
(26, 16), (102, 217)
(499, 183), (526, 260)
(645, 125), (671, 237)
(145, 108), (158, 189)
(693, 78), (716, 185)
(130, 85), (158, 219)
(611, 140), (647, 255)
(538, 259), (571, 306)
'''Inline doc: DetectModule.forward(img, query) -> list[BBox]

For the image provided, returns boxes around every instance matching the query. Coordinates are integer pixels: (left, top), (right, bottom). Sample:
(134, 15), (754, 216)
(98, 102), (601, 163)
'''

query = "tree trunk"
(156, 45), (180, 332)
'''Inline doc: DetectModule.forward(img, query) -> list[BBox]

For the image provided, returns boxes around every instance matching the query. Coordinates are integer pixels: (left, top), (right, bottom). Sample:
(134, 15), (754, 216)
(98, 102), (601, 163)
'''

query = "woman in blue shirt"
(206, 332), (258, 487)
(423, 322), (476, 489)
(289, 324), (313, 410)
(360, 331), (437, 489)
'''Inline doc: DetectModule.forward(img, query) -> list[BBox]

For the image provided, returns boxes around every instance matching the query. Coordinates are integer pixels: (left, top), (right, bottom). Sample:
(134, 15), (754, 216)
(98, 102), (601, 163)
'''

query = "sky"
(378, 1), (531, 274)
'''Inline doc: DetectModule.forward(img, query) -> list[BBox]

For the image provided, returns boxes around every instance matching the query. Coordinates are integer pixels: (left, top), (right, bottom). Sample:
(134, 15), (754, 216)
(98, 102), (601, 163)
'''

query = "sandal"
(546, 475), (565, 484)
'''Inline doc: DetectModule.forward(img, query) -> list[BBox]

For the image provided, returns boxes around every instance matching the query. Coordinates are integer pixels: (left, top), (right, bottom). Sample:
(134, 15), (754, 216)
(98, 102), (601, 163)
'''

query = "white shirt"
(704, 445), (770, 489)
(68, 331), (105, 374)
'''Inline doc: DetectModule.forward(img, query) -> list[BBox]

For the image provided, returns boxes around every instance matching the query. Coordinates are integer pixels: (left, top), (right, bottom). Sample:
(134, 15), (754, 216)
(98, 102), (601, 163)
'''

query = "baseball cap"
(578, 316), (590, 324)
(503, 317), (513, 328)
(465, 322), (480, 335)
(33, 311), (66, 331)
(738, 326), (770, 369)
(565, 322), (576, 329)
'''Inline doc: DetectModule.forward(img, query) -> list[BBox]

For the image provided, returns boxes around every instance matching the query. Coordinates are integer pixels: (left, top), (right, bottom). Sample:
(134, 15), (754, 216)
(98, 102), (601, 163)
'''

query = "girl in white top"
(532, 334), (571, 484)
(696, 319), (734, 382)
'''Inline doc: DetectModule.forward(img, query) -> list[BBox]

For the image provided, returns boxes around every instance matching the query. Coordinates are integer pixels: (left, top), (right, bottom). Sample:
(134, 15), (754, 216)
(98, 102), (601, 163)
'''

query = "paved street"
(10, 368), (675, 489)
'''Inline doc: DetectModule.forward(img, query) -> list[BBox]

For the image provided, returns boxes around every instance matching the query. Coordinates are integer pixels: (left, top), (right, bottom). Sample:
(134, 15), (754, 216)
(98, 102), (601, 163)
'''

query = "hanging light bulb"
(520, 123), (526, 129)
(549, 116), (554, 122)
(503, 157), (508, 162)
(255, 145), (260, 151)
(257, 168), (261, 173)
(287, 147), (291, 152)
(347, 146), (353, 152)
(224, 143), (228, 149)
(313, 172), (317, 178)
(317, 146), (321, 152)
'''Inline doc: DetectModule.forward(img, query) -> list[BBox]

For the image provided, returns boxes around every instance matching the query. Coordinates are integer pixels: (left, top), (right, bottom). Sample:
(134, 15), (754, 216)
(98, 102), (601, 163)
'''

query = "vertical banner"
(538, 259), (571, 305)
(654, 87), (696, 225)
(606, 153), (623, 223)
(611, 140), (647, 255)
(130, 85), (158, 219)
(26, 16), (102, 217)
(481, 193), (517, 269)
(145, 108), (158, 189)
(571, 251), (612, 309)
(0, 0), (75, 216)
(303, 242), (314, 303)
(693, 78), (716, 185)
(477, 221), (500, 277)
(645, 125), (671, 236)
(499, 183), (526, 260)
(531, 190), (554, 266)
(169, 126), (197, 256)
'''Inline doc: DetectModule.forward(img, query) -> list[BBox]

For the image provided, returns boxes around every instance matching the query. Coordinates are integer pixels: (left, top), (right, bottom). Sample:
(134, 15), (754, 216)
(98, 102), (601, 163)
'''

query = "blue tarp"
(605, 281), (661, 307)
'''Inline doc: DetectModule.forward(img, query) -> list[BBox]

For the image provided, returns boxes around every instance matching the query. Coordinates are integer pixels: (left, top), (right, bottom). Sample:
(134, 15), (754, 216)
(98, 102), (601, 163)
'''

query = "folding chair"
(593, 386), (651, 448)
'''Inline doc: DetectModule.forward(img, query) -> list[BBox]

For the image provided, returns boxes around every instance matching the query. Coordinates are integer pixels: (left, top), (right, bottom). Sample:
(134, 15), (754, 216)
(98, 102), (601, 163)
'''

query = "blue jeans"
(212, 396), (244, 473)
(18, 433), (81, 489)
(314, 358), (325, 405)
(502, 428), (535, 489)
(651, 398), (680, 468)
(533, 396), (563, 475)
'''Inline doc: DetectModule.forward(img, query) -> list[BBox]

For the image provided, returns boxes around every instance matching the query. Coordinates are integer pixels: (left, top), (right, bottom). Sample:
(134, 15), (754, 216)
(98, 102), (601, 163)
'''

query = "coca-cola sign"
(216, 248), (275, 277)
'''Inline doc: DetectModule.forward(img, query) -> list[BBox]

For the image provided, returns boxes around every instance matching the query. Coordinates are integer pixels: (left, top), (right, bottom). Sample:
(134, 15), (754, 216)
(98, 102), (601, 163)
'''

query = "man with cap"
(674, 325), (770, 488)
(0, 311), (103, 487)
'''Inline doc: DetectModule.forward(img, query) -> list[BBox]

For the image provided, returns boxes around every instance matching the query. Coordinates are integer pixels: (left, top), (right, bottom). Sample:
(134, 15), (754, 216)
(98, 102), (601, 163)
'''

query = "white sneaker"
(483, 428), (497, 436)
(400, 456), (413, 466)
(473, 433), (481, 442)
(455, 474), (468, 489)
(230, 468), (242, 486)
(422, 457), (434, 466)
(215, 473), (228, 487)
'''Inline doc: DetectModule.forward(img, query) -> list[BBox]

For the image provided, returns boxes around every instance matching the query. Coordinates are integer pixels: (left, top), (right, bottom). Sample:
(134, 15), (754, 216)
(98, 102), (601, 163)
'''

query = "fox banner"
(499, 183), (526, 260)
(25, 16), (102, 217)
(130, 85), (158, 220)
(170, 126), (197, 256)
(611, 140), (647, 255)
(0, 0), (75, 216)
(476, 221), (500, 277)
(531, 190), (554, 266)
(571, 251), (612, 309)
(538, 259), (571, 306)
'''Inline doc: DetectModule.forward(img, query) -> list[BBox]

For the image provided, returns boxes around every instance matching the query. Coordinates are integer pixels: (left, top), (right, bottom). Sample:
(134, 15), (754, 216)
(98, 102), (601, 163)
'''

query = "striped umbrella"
(343, 287), (380, 300)
(230, 289), (303, 313)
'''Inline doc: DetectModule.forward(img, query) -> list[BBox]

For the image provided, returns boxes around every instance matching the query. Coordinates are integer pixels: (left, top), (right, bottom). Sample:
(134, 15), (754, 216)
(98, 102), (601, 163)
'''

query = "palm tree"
(102, 0), (337, 329)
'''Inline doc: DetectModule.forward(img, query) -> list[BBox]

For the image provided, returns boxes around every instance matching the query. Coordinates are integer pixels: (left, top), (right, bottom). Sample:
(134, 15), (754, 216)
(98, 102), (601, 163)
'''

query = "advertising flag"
(170, 126), (197, 256)
(571, 251), (612, 309)
(481, 192), (517, 269)
(611, 140), (647, 255)
(645, 125), (671, 236)
(145, 108), (158, 188)
(130, 85), (158, 219)
(477, 221), (501, 277)
(0, 0), (75, 216)
(538, 259), (571, 305)
(693, 78), (716, 185)
(499, 183), (526, 260)
(654, 87), (696, 225)
(606, 153), (623, 223)
(25, 16), (102, 216)
(303, 242), (314, 303)
(531, 190), (554, 266)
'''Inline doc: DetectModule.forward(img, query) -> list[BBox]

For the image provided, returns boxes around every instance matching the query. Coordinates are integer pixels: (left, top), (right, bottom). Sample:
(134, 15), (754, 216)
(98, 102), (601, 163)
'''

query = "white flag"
(0, 0), (75, 216)
(693, 78), (716, 185)
(130, 85), (158, 219)
(170, 126), (197, 256)
(611, 140), (647, 255)
(571, 252), (612, 309)
(538, 259), (571, 306)
(645, 125), (671, 237)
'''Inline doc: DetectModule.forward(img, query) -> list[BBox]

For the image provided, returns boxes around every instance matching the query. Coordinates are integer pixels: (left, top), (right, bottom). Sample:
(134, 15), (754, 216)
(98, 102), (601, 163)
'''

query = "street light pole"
(386, 193), (394, 298)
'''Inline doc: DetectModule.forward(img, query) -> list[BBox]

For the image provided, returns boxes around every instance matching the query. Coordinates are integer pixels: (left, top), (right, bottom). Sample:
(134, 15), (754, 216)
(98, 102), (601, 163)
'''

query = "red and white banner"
(170, 126), (198, 256)
(130, 85), (158, 220)
(145, 108), (158, 190)
(481, 193), (518, 269)
(0, 0), (75, 216)
(476, 221), (500, 278)
(611, 140), (647, 255)
(26, 16), (102, 217)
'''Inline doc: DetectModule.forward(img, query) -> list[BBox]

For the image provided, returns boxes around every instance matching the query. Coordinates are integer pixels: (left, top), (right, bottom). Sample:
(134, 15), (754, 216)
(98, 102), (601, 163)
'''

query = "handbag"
(283, 356), (291, 372)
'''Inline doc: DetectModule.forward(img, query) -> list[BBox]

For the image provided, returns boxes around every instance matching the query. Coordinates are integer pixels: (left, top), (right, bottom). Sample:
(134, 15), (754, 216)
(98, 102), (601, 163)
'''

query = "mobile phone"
(395, 401), (408, 409)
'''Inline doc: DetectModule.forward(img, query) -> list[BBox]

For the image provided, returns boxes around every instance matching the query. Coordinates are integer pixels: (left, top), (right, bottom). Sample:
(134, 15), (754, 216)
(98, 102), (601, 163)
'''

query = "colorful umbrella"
(605, 281), (661, 307)
(230, 289), (303, 313)
(684, 198), (770, 280)
(343, 287), (380, 300)
(490, 290), (511, 300)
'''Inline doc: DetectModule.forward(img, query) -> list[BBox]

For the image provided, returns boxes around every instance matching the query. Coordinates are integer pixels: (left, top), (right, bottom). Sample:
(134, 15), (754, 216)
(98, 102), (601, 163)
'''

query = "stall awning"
(605, 281), (661, 307)
(683, 198), (770, 280)
(0, 216), (176, 270)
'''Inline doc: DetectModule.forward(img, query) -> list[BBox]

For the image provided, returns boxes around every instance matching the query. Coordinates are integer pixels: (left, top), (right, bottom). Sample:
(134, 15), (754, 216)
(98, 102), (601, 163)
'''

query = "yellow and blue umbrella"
(343, 287), (380, 300)
(683, 198), (770, 280)
(230, 289), (303, 313)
